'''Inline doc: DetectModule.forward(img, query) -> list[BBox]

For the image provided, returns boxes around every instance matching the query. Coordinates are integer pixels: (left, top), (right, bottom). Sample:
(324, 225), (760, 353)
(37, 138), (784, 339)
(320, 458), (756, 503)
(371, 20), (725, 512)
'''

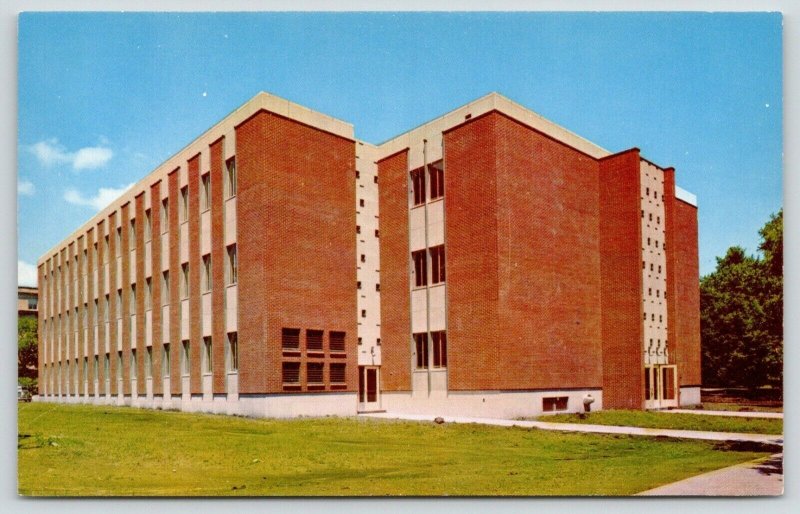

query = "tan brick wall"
(150, 181), (163, 395)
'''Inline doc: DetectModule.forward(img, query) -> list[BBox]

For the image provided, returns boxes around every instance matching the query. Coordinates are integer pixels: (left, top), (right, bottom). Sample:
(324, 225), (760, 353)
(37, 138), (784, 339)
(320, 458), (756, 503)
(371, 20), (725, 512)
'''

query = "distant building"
(36, 92), (701, 418)
(18, 286), (38, 318)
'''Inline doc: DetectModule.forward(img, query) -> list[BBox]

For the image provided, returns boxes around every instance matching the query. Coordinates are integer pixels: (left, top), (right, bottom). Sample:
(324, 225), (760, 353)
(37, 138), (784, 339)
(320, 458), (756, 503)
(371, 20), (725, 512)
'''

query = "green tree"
(18, 316), (38, 393)
(700, 210), (783, 389)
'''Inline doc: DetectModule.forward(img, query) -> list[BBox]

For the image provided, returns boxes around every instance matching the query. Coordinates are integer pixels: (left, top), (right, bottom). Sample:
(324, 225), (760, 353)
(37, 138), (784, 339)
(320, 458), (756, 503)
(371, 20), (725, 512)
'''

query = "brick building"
(36, 92), (701, 418)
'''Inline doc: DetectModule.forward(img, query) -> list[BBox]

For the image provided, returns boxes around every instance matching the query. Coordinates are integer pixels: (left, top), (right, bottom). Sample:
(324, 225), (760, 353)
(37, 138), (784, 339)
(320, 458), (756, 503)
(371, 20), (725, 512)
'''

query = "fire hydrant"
(582, 393), (595, 413)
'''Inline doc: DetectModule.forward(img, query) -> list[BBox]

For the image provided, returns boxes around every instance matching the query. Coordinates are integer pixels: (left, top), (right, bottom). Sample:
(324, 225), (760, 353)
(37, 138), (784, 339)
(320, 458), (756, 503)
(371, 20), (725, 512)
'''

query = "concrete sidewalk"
(665, 409), (783, 419)
(359, 412), (784, 445)
(637, 453), (783, 496)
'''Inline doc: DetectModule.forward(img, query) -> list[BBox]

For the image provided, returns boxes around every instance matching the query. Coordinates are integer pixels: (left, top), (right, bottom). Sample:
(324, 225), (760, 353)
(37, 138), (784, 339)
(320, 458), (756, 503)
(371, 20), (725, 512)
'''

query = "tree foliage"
(18, 316), (38, 384)
(700, 210), (783, 388)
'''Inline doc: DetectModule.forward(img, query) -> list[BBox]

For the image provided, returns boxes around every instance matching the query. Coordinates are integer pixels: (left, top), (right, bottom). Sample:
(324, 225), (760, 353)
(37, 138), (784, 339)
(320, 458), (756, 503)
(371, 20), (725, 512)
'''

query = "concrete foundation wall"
(680, 386), (701, 406)
(382, 389), (603, 419)
(36, 392), (358, 419)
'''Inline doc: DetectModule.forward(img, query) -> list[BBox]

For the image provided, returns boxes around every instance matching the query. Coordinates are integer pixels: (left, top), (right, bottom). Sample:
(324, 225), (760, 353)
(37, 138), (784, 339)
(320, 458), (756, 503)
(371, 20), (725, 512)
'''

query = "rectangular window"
(180, 186), (189, 222)
(145, 209), (152, 241)
(181, 340), (190, 375)
(162, 271), (170, 305)
(430, 245), (446, 284)
(145, 277), (152, 310)
(130, 349), (137, 380)
(116, 227), (122, 255)
(130, 219), (137, 248)
(330, 363), (346, 384)
(104, 235), (110, 261)
(203, 336), (212, 374)
(83, 357), (88, 383)
(329, 331), (346, 352)
(201, 173), (211, 211)
(130, 284), (137, 315)
(162, 343), (171, 378)
(226, 158), (237, 198)
(117, 351), (123, 381)
(282, 328), (300, 350)
(202, 255), (212, 293)
(94, 356), (99, 382)
(282, 362), (300, 384)
(412, 250), (427, 287)
(414, 333), (428, 369)
(307, 362), (324, 384)
(429, 161), (444, 199)
(180, 264), (189, 298)
(145, 347), (152, 378)
(93, 299), (99, 326)
(306, 329), (324, 351)
(227, 333), (238, 372)
(411, 167), (426, 205)
(226, 245), (237, 285)
(161, 198), (169, 233)
(432, 331), (447, 368)
(105, 353), (110, 380)
(543, 396), (569, 412)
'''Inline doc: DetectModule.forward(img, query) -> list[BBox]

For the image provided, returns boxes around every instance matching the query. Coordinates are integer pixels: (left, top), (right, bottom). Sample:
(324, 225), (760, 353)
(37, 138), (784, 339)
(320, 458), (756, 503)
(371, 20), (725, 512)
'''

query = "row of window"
(647, 288), (666, 299)
(644, 237), (664, 250)
(644, 312), (665, 323)
(643, 187), (659, 200)
(281, 362), (347, 385)
(42, 248), (238, 347)
(355, 225), (379, 238)
(281, 328), (346, 352)
(42, 332), (239, 395)
(355, 170), (378, 183)
(414, 331), (448, 369)
(640, 210), (662, 225)
(41, 157), (238, 316)
(411, 245), (446, 288)
(410, 161), (445, 206)
(642, 261), (663, 274)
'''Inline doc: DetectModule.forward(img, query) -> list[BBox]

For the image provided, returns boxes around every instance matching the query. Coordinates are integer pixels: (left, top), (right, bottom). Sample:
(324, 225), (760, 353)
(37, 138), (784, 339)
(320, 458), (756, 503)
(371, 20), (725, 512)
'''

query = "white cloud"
(73, 147), (114, 170)
(17, 179), (35, 196)
(64, 183), (135, 211)
(18, 260), (37, 287)
(29, 138), (113, 170)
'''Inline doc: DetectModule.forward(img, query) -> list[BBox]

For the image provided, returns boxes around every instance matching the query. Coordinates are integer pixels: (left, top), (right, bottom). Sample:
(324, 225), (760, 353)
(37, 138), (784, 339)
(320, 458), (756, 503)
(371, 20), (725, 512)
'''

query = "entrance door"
(358, 366), (381, 412)
(645, 365), (678, 409)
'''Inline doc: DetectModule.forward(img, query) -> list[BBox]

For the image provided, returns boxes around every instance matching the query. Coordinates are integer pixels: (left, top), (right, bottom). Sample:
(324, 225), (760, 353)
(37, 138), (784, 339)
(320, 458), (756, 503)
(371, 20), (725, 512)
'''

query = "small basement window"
(542, 396), (569, 412)
(282, 362), (300, 384)
(282, 328), (300, 350)
(329, 331), (346, 352)
(306, 329), (324, 351)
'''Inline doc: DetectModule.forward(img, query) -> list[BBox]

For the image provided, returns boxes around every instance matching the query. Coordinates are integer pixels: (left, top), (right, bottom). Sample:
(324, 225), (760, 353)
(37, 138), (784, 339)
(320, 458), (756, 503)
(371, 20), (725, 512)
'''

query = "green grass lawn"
(700, 402), (783, 413)
(538, 410), (783, 435)
(18, 403), (771, 496)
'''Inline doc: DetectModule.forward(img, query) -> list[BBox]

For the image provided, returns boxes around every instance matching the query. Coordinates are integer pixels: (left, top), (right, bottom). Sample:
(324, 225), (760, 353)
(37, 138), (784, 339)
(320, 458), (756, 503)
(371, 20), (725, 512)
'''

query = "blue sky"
(17, 12), (782, 285)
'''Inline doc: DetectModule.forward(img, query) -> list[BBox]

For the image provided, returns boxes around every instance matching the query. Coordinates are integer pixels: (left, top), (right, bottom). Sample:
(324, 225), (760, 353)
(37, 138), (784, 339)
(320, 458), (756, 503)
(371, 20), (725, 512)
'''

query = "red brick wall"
(663, 168), (677, 370)
(495, 113), (603, 390)
(377, 150), (412, 392)
(210, 139), (227, 393)
(598, 149), (645, 409)
(674, 200), (701, 386)
(150, 181), (163, 395)
(187, 154), (202, 394)
(96, 220), (106, 391)
(135, 194), (146, 395)
(168, 170), (182, 395)
(236, 110), (357, 395)
(107, 213), (117, 395)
